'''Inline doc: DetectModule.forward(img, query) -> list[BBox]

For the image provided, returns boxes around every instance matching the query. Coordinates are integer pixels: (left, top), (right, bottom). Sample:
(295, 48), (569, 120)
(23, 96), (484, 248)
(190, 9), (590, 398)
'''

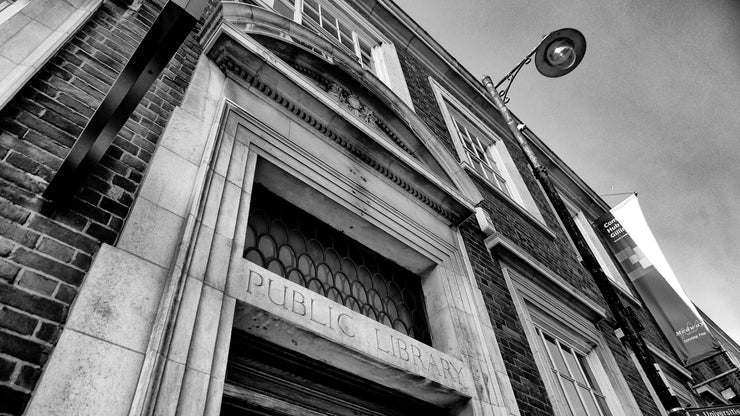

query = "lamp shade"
(535, 28), (586, 78)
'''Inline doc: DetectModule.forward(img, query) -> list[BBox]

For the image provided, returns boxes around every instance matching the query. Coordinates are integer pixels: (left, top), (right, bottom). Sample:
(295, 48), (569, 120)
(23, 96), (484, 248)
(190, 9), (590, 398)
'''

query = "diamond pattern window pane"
(244, 186), (431, 344)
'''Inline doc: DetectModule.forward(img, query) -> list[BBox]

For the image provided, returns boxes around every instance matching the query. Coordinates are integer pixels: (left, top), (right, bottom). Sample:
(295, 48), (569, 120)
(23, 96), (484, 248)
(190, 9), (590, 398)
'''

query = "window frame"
(429, 77), (546, 224)
(448, 107), (512, 197)
(262, 0), (375, 72)
(533, 323), (614, 416)
(503, 266), (643, 416)
(256, 0), (414, 107)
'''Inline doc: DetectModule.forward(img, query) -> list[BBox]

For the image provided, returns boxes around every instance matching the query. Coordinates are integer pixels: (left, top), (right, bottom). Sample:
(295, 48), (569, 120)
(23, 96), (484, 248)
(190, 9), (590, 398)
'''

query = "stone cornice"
(486, 232), (607, 320)
(210, 45), (462, 223)
(201, 3), (484, 205)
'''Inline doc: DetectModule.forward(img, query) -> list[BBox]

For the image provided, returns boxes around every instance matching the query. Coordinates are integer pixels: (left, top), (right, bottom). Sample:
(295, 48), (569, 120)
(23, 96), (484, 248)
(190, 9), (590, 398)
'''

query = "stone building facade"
(0, 0), (737, 415)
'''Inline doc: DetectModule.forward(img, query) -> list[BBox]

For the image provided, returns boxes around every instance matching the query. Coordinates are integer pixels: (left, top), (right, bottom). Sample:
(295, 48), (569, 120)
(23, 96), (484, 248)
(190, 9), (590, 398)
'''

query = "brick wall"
(396, 50), (458, 161)
(395, 35), (679, 414)
(459, 219), (555, 416)
(0, 1), (205, 414)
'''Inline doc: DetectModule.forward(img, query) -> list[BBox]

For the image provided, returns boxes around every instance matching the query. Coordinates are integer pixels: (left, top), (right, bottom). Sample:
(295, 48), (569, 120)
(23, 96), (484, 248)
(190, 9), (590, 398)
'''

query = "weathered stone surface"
(64, 244), (167, 353)
(25, 330), (144, 416)
(232, 262), (473, 407)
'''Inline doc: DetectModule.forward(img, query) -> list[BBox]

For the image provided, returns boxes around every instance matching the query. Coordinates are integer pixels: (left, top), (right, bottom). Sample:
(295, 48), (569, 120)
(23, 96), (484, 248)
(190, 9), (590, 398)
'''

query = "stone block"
(225, 141), (249, 188)
(139, 147), (199, 218)
(189, 224), (214, 282)
(64, 244), (167, 353)
(2, 21), (52, 64)
(117, 197), (186, 269)
(186, 284), (223, 374)
(34, 1), (75, 34)
(168, 276), (203, 365)
(0, 13), (31, 47)
(203, 376), (225, 416)
(212, 132), (234, 178)
(153, 359), (185, 416)
(25, 330), (144, 416)
(214, 180), (240, 239)
(0, 55), (14, 80)
(204, 232), (231, 291)
(158, 107), (212, 165)
(176, 367), (209, 416)
(201, 173), (225, 230)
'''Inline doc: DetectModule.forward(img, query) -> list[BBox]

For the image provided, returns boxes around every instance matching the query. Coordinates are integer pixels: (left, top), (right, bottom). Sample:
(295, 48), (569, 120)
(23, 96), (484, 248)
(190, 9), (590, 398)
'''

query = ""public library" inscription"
(244, 267), (469, 390)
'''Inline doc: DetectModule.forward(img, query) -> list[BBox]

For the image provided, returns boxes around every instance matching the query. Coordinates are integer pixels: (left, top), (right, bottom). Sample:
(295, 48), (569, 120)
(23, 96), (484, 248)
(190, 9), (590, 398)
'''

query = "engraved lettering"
(292, 290), (306, 316)
(337, 313), (355, 337)
(427, 353), (439, 377)
(454, 363), (464, 380)
(440, 358), (455, 382)
(309, 298), (328, 326)
(267, 278), (286, 307)
(396, 338), (409, 361)
(410, 344), (424, 369)
(247, 270), (264, 293)
(375, 328), (392, 353)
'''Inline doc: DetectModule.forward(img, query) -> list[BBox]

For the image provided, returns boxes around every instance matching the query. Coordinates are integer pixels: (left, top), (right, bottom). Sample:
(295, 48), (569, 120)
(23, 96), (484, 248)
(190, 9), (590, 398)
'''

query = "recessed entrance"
(221, 331), (448, 416)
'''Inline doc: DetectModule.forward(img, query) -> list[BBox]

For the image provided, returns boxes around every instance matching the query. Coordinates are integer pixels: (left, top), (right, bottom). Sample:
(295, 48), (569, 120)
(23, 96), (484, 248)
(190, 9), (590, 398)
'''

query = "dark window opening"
(244, 185), (431, 345)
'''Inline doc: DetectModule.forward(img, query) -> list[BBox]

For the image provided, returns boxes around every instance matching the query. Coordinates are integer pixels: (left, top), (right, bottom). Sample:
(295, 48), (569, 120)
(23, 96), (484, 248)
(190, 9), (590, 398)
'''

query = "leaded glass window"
(244, 185), (431, 344)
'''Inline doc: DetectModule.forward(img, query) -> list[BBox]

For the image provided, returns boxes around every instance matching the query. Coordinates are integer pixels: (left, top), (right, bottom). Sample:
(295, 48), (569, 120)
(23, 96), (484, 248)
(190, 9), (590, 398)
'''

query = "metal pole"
(481, 75), (687, 416)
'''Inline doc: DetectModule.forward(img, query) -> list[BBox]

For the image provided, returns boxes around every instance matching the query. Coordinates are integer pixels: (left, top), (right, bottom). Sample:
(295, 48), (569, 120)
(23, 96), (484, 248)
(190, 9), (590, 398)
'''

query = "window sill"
(462, 163), (555, 240)
(611, 280), (642, 306)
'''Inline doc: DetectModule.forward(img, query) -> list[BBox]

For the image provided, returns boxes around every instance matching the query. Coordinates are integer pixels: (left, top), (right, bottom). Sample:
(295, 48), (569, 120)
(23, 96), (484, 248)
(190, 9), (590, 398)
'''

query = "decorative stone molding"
(201, 3), (485, 209)
(210, 46), (460, 223)
(289, 60), (415, 157)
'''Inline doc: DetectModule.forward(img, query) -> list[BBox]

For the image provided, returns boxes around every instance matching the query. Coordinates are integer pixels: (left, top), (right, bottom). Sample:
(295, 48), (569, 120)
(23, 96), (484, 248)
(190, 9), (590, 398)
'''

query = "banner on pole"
(595, 194), (720, 365)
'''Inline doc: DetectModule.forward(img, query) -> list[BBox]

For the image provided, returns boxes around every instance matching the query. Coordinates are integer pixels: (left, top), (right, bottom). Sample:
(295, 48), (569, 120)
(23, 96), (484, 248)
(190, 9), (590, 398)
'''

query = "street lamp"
(494, 28), (586, 103)
(481, 29), (688, 416)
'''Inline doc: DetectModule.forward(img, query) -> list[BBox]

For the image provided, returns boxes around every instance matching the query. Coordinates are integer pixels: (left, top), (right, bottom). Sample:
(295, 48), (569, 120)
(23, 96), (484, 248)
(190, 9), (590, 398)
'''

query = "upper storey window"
(266, 0), (376, 73)
(447, 104), (511, 197)
(251, 0), (415, 108)
(430, 78), (547, 224)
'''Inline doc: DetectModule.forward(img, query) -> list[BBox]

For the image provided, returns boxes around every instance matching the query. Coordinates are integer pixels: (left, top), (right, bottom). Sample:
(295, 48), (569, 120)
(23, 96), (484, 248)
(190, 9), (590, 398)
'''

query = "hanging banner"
(595, 194), (720, 365)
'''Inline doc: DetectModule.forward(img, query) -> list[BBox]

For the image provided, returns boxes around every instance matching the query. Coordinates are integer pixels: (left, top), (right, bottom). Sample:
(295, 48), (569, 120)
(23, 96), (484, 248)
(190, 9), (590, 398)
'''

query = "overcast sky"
(393, 0), (740, 343)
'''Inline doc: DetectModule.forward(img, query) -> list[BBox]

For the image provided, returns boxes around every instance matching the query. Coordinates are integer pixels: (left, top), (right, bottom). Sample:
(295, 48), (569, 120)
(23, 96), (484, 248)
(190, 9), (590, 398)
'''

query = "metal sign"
(686, 404), (740, 416)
